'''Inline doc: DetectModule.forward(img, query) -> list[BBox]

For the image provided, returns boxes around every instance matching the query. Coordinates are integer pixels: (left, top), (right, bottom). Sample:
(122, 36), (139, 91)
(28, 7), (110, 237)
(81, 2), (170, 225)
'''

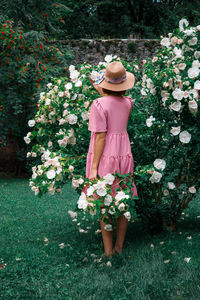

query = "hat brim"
(97, 71), (135, 91)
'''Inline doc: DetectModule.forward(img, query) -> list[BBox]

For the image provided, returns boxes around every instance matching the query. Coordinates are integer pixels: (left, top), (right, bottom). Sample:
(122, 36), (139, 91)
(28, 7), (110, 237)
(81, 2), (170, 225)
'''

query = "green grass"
(0, 178), (200, 299)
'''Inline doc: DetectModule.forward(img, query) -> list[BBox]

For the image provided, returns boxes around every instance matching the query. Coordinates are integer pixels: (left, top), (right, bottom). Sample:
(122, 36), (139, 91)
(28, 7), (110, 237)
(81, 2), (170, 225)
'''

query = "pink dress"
(84, 95), (138, 198)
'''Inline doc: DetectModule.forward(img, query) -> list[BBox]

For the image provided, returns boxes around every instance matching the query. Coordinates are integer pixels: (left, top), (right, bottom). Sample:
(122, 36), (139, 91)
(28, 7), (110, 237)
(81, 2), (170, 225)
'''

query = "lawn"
(0, 178), (200, 299)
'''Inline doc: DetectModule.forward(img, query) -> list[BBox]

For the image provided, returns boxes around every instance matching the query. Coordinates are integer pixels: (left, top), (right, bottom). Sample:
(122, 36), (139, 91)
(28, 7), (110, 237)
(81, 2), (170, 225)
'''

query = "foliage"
(0, 18), (73, 162)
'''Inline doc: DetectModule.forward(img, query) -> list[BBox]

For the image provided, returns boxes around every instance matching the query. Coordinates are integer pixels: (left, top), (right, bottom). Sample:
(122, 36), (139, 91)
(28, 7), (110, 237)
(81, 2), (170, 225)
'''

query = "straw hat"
(94, 61), (135, 91)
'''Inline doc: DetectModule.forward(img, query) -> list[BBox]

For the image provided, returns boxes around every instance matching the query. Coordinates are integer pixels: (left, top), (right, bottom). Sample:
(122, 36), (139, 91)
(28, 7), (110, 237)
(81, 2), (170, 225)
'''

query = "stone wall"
(51, 39), (161, 65)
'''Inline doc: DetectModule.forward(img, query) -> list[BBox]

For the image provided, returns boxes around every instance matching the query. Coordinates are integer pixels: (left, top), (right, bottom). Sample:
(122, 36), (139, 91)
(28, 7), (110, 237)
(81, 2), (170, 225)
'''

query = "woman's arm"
(89, 132), (106, 180)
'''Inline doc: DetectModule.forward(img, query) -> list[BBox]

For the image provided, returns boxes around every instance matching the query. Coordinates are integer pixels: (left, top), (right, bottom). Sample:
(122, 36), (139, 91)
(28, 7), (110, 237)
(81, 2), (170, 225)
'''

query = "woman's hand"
(89, 76), (104, 96)
(89, 167), (98, 180)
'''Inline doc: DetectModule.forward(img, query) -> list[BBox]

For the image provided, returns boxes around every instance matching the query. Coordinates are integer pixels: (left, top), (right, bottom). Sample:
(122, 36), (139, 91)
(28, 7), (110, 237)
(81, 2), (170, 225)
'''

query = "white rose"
(70, 70), (80, 82)
(103, 173), (115, 185)
(179, 19), (189, 31)
(172, 88), (184, 101)
(194, 51), (200, 59)
(58, 92), (64, 97)
(46, 169), (56, 179)
(188, 186), (196, 193)
(104, 194), (112, 206)
(170, 126), (181, 136)
(115, 191), (126, 201)
(178, 63), (186, 70)
(45, 98), (51, 106)
(57, 79), (62, 85)
(153, 159), (166, 171)
(188, 67), (200, 79)
(146, 116), (155, 127)
(68, 165), (74, 172)
(194, 80), (200, 90)
(179, 131), (191, 143)
(149, 171), (162, 183)
(54, 85), (58, 92)
(75, 80), (82, 87)
(72, 179), (79, 189)
(93, 180), (106, 190)
(188, 100), (198, 114)
(192, 60), (200, 68)
(124, 211), (131, 221)
(96, 187), (107, 197)
(163, 189), (169, 196)
(118, 203), (125, 211)
(168, 182), (176, 189)
(101, 208), (106, 214)
(31, 152), (37, 158)
(69, 65), (75, 72)
(161, 37), (170, 48)
(87, 186), (94, 197)
(26, 152), (31, 158)
(24, 137), (31, 144)
(78, 192), (88, 210)
(48, 141), (53, 147)
(104, 224), (113, 231)
(65, 82), (72, 90)
(81, 111), (89, 121)
(28, 120), (35, 127)
(169, 101), (182, 112)
(188, 37), (198, 46)
(67, 114), (78, 125)
(47, 83), (52, 89)
(78, 178), (84, 185)
(90, 71), (99, 81)
(38, 170), (43, 176)
(68, 210), (77, 219)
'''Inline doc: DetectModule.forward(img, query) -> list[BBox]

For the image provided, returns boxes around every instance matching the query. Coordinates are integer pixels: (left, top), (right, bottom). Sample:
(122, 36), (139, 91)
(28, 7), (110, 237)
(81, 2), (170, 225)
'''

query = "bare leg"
(100, 217), (114, 257)
(114, 215), (128, 254)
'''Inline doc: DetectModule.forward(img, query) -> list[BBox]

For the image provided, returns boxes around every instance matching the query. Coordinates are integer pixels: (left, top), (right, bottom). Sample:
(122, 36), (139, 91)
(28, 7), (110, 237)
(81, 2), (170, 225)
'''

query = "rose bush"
(131, 18), (200, 232)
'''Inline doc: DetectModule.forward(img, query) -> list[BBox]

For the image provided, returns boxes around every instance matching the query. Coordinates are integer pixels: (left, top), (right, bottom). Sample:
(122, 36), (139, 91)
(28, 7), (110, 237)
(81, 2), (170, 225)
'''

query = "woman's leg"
(114, 215), (128, 254)
(100, 217), (114, 257)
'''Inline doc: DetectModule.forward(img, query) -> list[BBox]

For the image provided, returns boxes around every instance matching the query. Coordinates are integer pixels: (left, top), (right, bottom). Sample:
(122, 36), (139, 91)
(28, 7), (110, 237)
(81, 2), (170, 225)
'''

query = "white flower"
(46, 169), (56, 179)
(70, 70), (80, 82)
(115, 191), (126, 201)
(169, 101), (182, 112)
(72, 179), (80, 189)
(106, 261), (112, 267)
(104, 224), (113, 231)
(188, 100), (198, 114)
(48, 141), (53, 147)
(78, 178), (84, 185)
(65, 82), (72, 90)
(81, 111), (89, 121)
(24, 137), (31, 144)
(54, 85), (58, 92)
(194, 80), (200, 90)
(32, 152), (37, 158)
(153, 159), (166, 171)
(118, 203), (125, 211)
(67, 114), (78, 125)
(189, 186), (196, 193)
(96, 187), (107, 197)
(104, 55), (113, 63)
(178, 63), (186, 70)
(179, 19), (189, 31)
(57, 79), (62, 85)
(58, 92), (64, 97)
(101, 208), (106, 214)
(146, 116), (155, 127)
(161, 37), (170, 48)
(47, 83), (52, 89)
(68, 165), (74, 172)
(194, 51), (200, 59)
(124, 211), (131, 221)
(188, 37), (198, 46)
(149, 171), (162, 183)
(68, 210), (77, 219)
(170, 126), (181, 136)
(75, 80), (82, 87)
(93, 180), (106, 190)
(192, 60), (200, 68)
(172, 88), (184, 101)
(168, 182), (176, 189)
(103, 173), (115, 185)
(28, 120), (35, 127)
(173, 47), (183, 59)
(78, 192), (88, 210)
(26, 152), (31, 158)
(188, 67), (200, 79)
(87, 186), (94, 197)
(141, 88), (147, 96)
(104, 194), (112, 206)
(184, 257), (191, 263)
(69, 65), (75, 72)
(183, 29), (194, 36)
(179, 131), (191, 144)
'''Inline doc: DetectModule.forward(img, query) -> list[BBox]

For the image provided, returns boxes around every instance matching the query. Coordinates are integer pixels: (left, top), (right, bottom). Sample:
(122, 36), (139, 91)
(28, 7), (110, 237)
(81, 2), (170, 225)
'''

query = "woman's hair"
(102, 88), (126, 97)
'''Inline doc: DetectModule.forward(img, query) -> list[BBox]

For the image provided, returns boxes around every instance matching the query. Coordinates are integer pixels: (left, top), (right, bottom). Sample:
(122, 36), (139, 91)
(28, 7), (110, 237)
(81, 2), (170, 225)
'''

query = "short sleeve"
(126, 96), (134, 110)
(88, 100), (107, 132)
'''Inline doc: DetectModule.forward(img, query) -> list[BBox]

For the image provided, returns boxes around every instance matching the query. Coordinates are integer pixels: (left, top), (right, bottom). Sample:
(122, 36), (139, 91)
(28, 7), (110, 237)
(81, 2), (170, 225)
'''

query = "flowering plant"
(76, 172), (136, 230)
